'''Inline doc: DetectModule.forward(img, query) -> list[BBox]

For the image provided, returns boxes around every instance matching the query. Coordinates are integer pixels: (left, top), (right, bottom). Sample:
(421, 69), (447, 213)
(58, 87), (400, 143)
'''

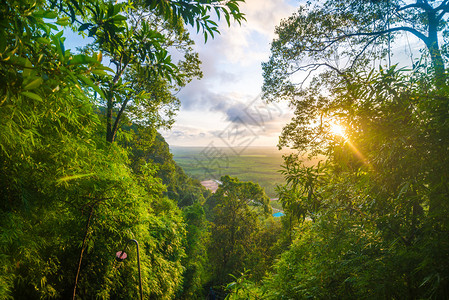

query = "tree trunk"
(106, 64), (127, 143)
(427, 13), (446, 87)
(72, 206), (94, 300)
(106, 96), (114, 143)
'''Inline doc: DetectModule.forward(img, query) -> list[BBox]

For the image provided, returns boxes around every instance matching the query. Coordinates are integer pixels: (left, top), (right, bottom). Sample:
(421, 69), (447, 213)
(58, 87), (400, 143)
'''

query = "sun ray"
(326, 119), (371, 168)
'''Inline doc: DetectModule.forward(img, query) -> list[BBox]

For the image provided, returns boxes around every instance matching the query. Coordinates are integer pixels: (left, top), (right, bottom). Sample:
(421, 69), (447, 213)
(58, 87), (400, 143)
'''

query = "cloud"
(161, 124), (212, 146)
(177, 0), (297, 109)
(176, 88), (293, 140)
(185, 0), (296, 76)
(213, 95), (294, 145)
(242, 0), (297, 38)
(197, 0), (296, 64)
(165, 0), (298, 147)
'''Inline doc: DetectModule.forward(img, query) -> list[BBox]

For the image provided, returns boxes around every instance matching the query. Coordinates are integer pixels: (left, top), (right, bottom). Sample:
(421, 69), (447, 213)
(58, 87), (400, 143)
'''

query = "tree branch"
(341, 26), (428, 46)
(72, 204), (95, 300)
(436, 0), (449, 10)
(397, 2), (433, 13)
(297, 26), (428, 56)
(349, 34), (383, 70)
(288, 63), (343, 76)
(437, 4), (449, 21)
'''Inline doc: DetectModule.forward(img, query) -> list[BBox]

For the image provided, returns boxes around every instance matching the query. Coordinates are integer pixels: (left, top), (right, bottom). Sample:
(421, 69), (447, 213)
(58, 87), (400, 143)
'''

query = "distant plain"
(171, 146), (296, 198)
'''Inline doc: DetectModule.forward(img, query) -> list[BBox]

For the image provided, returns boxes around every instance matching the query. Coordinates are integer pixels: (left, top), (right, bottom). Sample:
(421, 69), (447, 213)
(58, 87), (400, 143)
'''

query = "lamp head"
(116, 251), (127, 262)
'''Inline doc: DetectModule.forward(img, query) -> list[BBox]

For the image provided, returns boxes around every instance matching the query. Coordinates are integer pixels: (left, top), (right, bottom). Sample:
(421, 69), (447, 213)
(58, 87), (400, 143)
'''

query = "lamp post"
(116, 239), (143, 300)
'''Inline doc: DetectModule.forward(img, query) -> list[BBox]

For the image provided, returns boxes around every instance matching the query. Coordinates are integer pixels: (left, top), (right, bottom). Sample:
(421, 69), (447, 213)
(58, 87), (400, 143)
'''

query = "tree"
(262, 0), (449, 102)
(206, 176), (271, 286)
(256, 66), (449, 299)
(79, 1), (201, 142)
(178, 203), (211, 299)
(1, 0), (246, 143)
(127, 127), (209, 206)
(72, 0), (246, 142)
(256, 1), (449, 298)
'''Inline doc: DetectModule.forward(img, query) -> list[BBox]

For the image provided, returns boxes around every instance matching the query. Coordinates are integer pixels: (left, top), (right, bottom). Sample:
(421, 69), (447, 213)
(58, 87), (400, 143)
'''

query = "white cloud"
(167, 0), (298, 147)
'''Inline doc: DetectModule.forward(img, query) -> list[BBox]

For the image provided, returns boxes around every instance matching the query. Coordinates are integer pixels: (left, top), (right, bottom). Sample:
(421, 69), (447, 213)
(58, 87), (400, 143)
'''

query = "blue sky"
(160, 0), (299, 148)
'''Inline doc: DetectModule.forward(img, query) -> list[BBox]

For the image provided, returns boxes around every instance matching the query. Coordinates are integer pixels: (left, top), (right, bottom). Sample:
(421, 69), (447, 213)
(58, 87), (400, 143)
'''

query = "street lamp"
(116, 239), (143, 300)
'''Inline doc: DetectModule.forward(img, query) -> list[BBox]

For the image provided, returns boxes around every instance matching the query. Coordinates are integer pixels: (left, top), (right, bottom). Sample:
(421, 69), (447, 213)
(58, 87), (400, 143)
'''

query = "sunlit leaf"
(20, 91), (42, 101)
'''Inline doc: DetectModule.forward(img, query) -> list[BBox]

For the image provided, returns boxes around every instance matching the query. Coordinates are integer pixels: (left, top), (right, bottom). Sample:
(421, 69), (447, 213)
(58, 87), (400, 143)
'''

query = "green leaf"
(78, 23), (92, 31)
(69, 0), (84, 16)
(77, 74), (105, 99)
(112, 15), (127, 22)
(96, 64), (114, 73)
(91, 70), (108, 76)
(0, 30), (6, 53)
(46, 23), (59, 31)
(52, 34), (65, 61)
(227, 2), (239, 12)
(67, 54), (96, 65)
(23, 59), (33, 78)
(56, 17), (71, 26)
(23, 78), (43, 90)
(43, 11), (58, 19)
(56, 173), (94, 184)
(37, 37), (51, 44)
(21, 91), (43, 101)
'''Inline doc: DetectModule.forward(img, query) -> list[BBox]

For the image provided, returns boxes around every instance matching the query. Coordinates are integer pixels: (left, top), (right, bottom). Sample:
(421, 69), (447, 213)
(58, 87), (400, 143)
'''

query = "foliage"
(75, 0), (246, 143)
(178, 203), (211, 299)
(262, 0), (449, 113)
(253, 66), (449, 299)
(258, 3), (449, 296)
(206, 176), (274, 286)
(0, 0), (246, 298)
(127, 127), (210, 207)
(81, 0), (203, 142)
(0, 83), (188, 298)
(225, 269), (265, 300)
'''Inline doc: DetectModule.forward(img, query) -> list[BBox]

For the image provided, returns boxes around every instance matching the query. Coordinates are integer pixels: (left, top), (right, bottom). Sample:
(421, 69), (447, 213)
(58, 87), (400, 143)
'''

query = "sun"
(329, 121), (347, 138)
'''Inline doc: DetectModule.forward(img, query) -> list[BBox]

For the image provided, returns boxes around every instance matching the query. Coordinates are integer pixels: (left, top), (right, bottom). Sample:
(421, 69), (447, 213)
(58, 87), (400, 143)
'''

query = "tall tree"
(80, 1), (201, 142)
(258, 65), (449, 299)
(263, 0), (449, 101)
(73, 0), (246, 142)
(257, 1), (449, 298)
(207, 176), (271, 285)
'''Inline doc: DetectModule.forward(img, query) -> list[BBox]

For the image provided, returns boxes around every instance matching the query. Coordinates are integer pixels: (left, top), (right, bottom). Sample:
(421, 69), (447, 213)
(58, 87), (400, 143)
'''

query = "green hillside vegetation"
(0, 0), (250, 298)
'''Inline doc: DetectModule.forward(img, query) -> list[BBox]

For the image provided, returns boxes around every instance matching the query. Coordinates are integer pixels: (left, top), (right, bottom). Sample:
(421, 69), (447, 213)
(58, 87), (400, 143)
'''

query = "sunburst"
(329, 121), (347, 139)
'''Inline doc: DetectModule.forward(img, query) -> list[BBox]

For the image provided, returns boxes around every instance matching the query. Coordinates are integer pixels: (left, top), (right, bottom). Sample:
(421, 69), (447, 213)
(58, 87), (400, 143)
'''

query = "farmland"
(171, 146), (297, 198)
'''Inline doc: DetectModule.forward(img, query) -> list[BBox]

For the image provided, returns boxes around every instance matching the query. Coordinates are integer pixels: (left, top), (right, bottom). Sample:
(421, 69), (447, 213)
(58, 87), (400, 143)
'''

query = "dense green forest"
(2, 0), (449, 299)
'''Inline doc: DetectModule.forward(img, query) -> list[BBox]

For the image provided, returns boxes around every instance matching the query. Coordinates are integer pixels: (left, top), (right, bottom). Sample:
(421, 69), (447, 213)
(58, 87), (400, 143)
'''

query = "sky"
(159, 0), (299, 148)
(63, 0), (423, 150)
(159, 0), (426, 150)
